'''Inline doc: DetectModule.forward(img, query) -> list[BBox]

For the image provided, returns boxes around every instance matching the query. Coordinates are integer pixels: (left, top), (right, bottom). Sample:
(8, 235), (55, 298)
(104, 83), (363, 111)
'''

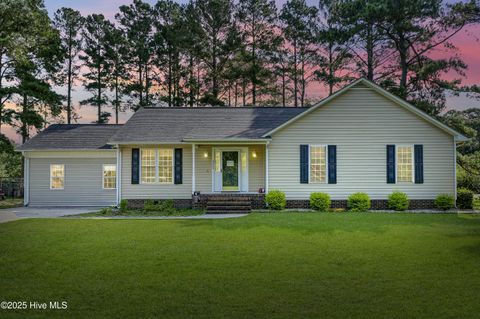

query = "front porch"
(191, 142), (268, 195)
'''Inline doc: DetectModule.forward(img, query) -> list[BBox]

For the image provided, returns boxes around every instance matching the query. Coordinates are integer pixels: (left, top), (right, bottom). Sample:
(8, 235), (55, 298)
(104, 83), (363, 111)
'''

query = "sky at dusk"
(3, 0), (480, 143)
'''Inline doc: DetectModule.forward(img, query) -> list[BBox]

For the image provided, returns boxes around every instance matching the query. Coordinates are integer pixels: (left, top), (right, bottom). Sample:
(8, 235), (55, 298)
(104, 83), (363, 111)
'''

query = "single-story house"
(17, 78), (467, 211)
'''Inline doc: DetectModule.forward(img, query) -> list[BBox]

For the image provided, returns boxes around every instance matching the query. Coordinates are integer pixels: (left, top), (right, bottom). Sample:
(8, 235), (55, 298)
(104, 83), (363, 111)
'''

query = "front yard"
(1, 213), (480, 318)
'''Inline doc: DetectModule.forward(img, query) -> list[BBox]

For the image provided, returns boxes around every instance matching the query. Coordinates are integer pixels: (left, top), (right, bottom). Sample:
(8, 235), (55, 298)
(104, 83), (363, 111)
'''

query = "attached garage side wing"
(25, 151), (117, 207)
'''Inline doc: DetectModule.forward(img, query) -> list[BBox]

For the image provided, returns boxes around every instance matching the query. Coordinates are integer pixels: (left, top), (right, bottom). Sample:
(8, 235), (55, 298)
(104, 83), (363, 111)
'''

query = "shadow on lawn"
(177, 212), (480, 238)
(174, 212), (463, 235)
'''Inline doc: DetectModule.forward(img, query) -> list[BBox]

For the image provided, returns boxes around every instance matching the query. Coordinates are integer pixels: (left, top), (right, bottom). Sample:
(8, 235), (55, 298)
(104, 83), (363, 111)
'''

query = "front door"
(222, 151), (239, 191)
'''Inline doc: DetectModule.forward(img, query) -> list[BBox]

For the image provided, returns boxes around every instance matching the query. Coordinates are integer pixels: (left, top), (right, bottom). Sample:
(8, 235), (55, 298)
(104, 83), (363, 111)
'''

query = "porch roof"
(109, 107), (309, 144)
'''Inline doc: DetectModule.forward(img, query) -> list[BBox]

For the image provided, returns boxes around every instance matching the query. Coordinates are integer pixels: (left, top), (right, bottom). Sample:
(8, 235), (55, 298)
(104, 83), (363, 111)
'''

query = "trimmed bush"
(309, 192), (331, 211)
(435, 194), (455, 211)
(388, 191), (410, 211)
(265, 190), (286, 210)
(457, 188), (473, 209)
(347, 192), (371, 212)
(119, 199), (128, 213)
(144, 199), (176, 213)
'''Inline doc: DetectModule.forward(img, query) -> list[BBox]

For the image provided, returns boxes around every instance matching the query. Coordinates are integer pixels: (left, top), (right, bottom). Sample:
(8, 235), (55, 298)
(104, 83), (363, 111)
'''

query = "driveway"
(0, 206), (101, 223)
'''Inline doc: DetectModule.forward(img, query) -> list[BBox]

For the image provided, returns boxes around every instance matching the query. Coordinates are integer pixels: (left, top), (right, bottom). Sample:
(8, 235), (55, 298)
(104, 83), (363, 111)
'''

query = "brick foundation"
(285, 199), (437, 210)
(125, 196), (437, 211)
(126, 199), (192, 210)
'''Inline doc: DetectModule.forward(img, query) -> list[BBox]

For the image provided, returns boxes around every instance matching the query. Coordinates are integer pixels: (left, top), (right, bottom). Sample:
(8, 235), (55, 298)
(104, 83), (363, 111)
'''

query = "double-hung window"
(309, 145), (327, 183)
(141, 148), (173, 184)
(103, 164), (117, 189)
(396, 146), (413, 183)
(50, 164), (65, 190)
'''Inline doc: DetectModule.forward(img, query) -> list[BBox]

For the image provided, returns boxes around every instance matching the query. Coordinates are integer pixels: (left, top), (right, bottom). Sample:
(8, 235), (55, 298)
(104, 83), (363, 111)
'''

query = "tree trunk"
(251, 16), (257, 107)
(115, 75), (119, 124)
(21, 94), (28, 143)
(366, 23), (374, 81)
(293, 38), (298, 107)
(282, 68), (286, 107)
(189, 55), (194, 107)
(145, 63), (150, 106)
(138, 63), (143, 107)
(234, 81), (238, 107)
(168, 51), (172, 107)
(67, 27), (73, 124)
(398, 34), (408, 98)
(329, 42), (334, 96)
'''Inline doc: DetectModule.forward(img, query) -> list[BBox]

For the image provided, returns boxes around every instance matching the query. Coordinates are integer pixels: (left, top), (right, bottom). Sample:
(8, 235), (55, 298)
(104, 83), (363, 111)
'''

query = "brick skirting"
(285, 199), (437, 210)
(125, 196), (437, 211)
(126, 198), (192, 209)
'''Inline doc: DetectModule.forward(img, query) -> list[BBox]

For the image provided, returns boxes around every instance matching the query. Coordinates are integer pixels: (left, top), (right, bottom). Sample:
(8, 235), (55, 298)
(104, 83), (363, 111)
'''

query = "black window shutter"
(131, 148), (140, 184)
(300, 145), (309, 183)
(386, 145), (396, 184)
(328, 145), (337, 184)
(414, 144), (424, 184)
(174, 148), (183, 184)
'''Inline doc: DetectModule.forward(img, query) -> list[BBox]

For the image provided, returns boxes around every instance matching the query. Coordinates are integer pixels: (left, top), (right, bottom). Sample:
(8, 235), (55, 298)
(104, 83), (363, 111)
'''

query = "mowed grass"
(1, 213), (480, 319)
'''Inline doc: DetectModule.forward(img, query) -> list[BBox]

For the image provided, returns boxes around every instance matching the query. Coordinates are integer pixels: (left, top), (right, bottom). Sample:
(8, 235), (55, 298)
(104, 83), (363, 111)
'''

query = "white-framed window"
(103, 164), (117, 189)
(309, 145), (327, 183)
(158, 149), (173, 184)
(396, 145), (414, 183)
(50, 164), (65, 190)
(140, 148), (174, 184)
(141, 149), (156, 183)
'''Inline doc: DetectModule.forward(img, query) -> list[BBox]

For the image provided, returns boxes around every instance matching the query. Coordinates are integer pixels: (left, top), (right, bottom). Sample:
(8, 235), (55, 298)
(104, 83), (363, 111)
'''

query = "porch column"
(192, 143), (196, 194)
(265, 143), (269, 193)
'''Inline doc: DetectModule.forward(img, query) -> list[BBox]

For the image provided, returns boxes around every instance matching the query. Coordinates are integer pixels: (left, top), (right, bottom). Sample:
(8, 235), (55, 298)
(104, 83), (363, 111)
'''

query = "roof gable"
(262, 78), (467, 141)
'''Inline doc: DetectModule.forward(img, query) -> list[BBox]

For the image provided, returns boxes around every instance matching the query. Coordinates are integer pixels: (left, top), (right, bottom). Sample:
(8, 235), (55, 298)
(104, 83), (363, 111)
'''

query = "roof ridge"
(140, 106), (311, 110)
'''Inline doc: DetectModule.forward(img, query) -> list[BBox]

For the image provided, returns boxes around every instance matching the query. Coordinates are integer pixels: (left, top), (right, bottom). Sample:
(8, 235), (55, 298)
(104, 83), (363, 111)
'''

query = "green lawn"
(1, 213), (480, 318)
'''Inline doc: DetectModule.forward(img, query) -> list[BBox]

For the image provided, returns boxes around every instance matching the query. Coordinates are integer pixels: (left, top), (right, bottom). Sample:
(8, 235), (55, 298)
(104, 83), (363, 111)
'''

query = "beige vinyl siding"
(28, 156), (116, 206)
(121, 145), (192, 199)
(268, 84), (455, 200)
(195, 145), (265, 193)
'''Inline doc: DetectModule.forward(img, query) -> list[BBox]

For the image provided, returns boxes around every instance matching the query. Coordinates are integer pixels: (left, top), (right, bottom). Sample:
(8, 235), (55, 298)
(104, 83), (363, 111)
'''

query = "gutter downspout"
(23, 153), (29, 206)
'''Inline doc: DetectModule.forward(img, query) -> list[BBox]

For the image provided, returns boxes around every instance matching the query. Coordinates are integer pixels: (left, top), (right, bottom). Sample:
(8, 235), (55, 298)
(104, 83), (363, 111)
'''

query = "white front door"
(212, 147), (248, 192)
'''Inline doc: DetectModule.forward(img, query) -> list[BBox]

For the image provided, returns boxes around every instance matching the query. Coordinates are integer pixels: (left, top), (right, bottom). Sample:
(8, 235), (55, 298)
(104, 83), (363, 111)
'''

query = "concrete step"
(206, 210), (251, 214)
(207, 205), (251, 211)
(207, 201), (251, 206)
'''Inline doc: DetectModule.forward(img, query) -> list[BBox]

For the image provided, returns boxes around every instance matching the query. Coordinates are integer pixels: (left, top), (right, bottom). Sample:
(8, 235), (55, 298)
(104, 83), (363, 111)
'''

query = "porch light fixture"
(203, 152), (209, 158)
(252, 151), (257, 158)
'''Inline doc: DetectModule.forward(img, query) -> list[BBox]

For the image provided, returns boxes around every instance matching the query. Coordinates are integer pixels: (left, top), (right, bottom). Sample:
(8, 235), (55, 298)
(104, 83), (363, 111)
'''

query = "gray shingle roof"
(17, 124), (123, 151)
(109, 107), (309, 143)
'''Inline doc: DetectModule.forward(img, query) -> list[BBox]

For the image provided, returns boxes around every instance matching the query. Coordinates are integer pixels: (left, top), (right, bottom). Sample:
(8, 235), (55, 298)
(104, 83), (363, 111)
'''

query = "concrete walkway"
(0, 207), (247, 223)
(70, 214), (247, 220)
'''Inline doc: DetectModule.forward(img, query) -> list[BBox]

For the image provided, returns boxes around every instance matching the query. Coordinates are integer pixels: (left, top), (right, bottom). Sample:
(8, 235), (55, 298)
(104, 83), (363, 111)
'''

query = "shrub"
(119, 199), (128, 213)
(347, 192), (371, 212)
(435, 194), (455, 211)
(99, 207), (113, 215)
(265, 190), (286, 210)
(388, 191), (410, 211)
(309, 192), (331, 211)
(457, 188), (473, 209)
(144, 199), (176, 213)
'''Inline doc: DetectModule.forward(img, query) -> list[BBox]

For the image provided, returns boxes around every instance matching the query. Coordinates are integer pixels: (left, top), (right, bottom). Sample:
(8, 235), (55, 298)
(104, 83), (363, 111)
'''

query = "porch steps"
(206, 196), (251, 214)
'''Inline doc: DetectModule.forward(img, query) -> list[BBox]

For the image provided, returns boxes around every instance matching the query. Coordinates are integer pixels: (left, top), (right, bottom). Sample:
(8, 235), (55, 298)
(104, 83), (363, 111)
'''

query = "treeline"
(1, 0), (480, 143)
